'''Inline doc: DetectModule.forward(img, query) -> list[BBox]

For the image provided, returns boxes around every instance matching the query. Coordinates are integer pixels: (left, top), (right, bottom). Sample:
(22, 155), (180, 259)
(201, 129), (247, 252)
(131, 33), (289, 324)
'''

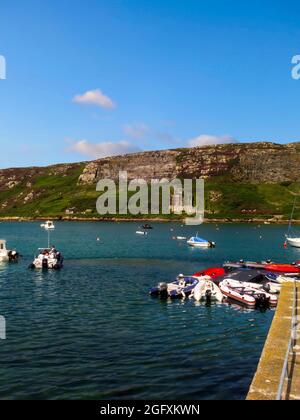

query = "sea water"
(0, 221), (296, 400)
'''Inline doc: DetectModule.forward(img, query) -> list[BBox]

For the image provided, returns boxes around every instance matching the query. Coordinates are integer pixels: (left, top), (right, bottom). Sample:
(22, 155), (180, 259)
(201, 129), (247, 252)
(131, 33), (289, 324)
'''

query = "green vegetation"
(0, 168), (299, 221)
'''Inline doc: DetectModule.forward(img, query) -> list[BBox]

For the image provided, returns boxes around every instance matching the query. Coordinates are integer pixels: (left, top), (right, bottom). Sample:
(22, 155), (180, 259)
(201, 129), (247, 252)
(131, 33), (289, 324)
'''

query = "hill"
(1, 142), (300, 222)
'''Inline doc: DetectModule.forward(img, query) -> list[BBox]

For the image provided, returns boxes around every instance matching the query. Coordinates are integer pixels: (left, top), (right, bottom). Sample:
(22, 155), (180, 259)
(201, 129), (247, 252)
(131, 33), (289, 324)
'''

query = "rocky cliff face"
(77, 142), (300, 185)
(0, 142), (299, 219)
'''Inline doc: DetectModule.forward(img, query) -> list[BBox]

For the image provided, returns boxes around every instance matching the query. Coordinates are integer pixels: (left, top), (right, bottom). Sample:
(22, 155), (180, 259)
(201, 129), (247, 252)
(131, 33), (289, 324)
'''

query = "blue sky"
(0, 0), (300, 168)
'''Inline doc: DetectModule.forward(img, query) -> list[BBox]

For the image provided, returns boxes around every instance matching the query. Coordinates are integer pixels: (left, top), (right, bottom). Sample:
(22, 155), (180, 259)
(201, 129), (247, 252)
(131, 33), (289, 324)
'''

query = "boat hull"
(286, 238), (300, 248)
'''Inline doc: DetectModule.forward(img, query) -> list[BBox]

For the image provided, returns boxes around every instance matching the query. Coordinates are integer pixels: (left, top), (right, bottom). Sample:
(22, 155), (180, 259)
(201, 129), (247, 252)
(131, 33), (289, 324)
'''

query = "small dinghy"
(187, 236), (216, 248)
(223, 260), (271, 270)
(190, 276), (223, 303)
(149, 274), (199, 299)
(142, 224), (153, 230)
(136, 230), (148, 235)
(193, 267), (225, 279)
(264, 263), (300, 274)
(265, 272), (300, 284)
(219, 279), (277, 308)
(174, 236), (187, 241)
(218, 269), (281, 294)
(29, 247), (64, 270)
(0, 240), (19, 262)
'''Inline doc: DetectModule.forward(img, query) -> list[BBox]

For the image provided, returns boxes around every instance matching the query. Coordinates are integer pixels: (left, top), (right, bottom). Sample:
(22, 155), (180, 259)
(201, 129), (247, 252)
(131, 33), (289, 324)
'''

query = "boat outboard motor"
(205, 289), (212, 303)
(256, 294), (269, 308)
(263, 283), (271, 293)
(158, 282), (169, 299)
(42, 258), (49, 269)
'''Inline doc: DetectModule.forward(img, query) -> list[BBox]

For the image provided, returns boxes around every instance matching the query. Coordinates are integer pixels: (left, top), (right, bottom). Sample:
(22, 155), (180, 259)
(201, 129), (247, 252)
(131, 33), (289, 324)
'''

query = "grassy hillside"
(0, 166), (299, 221)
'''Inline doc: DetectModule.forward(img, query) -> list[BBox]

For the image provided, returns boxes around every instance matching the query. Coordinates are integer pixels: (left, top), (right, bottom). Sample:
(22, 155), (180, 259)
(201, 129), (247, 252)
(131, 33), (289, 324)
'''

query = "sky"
(0, 0), (300, 168)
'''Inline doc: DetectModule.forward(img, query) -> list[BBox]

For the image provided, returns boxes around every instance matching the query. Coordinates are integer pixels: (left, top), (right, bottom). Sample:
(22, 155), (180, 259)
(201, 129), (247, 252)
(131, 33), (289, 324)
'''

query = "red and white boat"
(219, 279), (277, 308)
(193, 267), (225, 279)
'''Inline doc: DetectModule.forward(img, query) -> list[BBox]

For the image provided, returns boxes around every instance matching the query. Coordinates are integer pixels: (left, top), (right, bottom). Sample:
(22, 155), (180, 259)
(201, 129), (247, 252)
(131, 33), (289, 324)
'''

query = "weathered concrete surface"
(247, 283), (299, 400)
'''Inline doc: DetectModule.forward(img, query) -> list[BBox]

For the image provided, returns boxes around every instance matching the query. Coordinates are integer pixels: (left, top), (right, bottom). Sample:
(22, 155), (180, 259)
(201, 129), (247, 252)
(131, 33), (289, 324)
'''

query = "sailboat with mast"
(286, 197), (300, 248)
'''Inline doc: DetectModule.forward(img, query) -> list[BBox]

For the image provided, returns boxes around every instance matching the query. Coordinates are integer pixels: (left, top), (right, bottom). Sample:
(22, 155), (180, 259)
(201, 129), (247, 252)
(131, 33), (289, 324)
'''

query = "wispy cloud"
(67, 139), (140, 159)
(73, 89), (116, 109)
(123, 123), (149, 139)
(187, 134), (238, 147)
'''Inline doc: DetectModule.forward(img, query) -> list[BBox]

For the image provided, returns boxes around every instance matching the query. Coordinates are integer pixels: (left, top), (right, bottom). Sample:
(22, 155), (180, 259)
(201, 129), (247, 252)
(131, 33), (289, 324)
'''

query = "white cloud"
(67, 139), (140, 159)
(123, 123), (149, 139)
(73, 89), (116, 109)
(187, 134), (237, 148)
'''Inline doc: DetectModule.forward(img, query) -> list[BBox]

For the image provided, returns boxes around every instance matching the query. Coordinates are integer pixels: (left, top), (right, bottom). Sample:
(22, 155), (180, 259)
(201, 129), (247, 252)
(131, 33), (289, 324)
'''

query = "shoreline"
(0, 216), (296, 224)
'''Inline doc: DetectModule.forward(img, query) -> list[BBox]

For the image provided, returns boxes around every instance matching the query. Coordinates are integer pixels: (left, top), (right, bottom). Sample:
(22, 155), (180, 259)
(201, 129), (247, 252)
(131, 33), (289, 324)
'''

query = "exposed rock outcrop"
(77, 142), (300, 185)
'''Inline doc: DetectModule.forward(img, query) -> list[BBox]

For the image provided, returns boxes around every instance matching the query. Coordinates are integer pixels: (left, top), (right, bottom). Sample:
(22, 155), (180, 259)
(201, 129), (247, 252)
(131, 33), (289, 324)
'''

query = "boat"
(223, 260), (271, 270)
(40, 220), (55, 230)
(142, 224), (153, 230)
(29, 221), (63, 269)
(219, 279), (277, 308)
(286, 238), (300, 248)
(29, 247), (64, 270)
(136, 230), (148, 235)
(190, 276), (223, 303)
(193, 267), (225, 279)
(174, 236), (187, 241)
(149, 275), (199, 299)
(265, 272), (300, 284)
(223, 260), (300, 274)
(285, 197), (300, 248)
(0, 240), (19, 262)
(187, 236), (216, 248)
(218, 269), (281, 294)
(264, 263), (300, 273)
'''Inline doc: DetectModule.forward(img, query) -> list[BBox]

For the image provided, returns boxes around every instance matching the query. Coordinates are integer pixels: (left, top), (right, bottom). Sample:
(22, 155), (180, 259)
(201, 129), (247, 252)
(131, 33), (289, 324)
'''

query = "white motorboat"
(29, 221), (63, 269)
(0, 240), (19, 262)
(191, 276), (223, 303)
(136, 230), (147, 235)
(41, 220), (55, 230)
(29, 247), (64, 270)
(187, 236), (216, 248)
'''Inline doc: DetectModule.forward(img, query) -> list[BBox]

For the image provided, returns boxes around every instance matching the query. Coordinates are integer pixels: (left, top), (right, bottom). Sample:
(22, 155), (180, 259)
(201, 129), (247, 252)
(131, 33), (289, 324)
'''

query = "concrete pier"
(247, 282), (300, 400)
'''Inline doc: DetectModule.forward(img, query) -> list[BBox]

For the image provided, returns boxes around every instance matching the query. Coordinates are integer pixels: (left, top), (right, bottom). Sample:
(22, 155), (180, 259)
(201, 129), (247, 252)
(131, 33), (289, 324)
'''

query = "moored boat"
(40, 220), (55, 230)
(264, 263), (300, 273)
(285, 197), (300, 247)
(142, 224), (153, 230)
(136, 230), (148, 235)
(187, 236), (216, 248)
(29, 246), (64, 270)
(0, 240), (19, 262)
(193, 267), (225, 279)
(190, 277), (223, 303)
(149, 274), (199, 299)
(218, 269), (281, 294)
(219, 279), (276, 308)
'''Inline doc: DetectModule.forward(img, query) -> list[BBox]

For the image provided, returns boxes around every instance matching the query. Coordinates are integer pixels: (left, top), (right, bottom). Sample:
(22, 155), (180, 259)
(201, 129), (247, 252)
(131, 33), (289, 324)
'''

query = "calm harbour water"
(0, 221), (298, 400)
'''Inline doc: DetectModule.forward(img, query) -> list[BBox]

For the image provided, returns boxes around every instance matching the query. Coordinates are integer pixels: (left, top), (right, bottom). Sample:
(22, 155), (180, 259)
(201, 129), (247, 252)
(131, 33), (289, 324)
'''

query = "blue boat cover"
(190, 237), (208, 243)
